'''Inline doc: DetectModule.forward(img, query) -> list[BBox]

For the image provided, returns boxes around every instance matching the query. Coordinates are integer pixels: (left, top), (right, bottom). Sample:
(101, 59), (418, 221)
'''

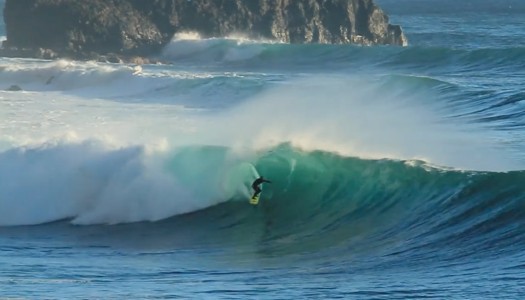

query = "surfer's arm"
(264, 180), (272, 183)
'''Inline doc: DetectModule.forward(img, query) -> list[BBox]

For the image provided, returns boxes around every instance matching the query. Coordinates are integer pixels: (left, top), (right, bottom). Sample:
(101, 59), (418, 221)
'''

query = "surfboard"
(249, 194), (260, 205)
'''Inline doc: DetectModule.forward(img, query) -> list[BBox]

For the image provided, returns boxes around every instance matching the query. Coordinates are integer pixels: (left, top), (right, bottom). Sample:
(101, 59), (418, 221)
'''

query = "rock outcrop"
(1, 0), (407, 62)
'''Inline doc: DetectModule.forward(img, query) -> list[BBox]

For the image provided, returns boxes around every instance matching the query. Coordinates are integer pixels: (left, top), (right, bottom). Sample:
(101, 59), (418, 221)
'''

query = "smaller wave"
(159, 32), (390, 70)
(161, 31), (278, 64)
(160, 35), (525, 76)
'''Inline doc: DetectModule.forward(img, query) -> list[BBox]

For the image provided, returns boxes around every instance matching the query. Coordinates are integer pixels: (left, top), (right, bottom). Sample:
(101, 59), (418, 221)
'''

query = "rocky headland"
(1, 0), (407, 63)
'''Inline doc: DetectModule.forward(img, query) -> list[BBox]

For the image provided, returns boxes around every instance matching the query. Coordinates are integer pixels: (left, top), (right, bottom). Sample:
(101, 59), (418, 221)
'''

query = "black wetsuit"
(252, 177), (271, 198)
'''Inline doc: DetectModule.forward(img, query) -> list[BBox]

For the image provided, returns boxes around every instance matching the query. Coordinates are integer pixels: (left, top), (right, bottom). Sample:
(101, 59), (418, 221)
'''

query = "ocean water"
(1, 0), (525, 298)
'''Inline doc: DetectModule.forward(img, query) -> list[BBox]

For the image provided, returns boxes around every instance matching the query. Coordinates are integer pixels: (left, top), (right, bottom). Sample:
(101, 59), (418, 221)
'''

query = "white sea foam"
(0, 59), (146, 96)
(0, 141), (256, 226)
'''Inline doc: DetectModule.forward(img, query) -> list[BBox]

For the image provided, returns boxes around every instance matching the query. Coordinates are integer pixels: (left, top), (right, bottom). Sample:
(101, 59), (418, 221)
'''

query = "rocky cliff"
(1, 0), (407, 62)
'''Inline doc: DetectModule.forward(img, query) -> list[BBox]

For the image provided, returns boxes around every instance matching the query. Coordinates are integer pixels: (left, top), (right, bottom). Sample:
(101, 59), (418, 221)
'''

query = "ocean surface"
(1, 0), (525, 298)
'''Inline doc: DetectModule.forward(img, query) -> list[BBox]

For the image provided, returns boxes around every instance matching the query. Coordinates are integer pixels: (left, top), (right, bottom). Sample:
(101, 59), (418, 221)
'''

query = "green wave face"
(248, 145), (461, 248)
(162, 143), (525, 263)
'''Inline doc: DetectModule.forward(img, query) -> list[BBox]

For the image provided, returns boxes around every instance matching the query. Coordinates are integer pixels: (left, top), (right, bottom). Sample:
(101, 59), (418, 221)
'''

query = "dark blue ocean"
(1, 0), (525, 298)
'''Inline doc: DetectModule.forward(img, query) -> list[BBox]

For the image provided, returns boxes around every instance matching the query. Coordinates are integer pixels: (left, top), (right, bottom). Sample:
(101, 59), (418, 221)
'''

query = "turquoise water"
(1, 0), (525, 298)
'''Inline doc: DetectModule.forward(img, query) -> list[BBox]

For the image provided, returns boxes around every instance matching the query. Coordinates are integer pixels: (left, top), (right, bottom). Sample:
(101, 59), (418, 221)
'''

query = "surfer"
(251, 176), (271, 199)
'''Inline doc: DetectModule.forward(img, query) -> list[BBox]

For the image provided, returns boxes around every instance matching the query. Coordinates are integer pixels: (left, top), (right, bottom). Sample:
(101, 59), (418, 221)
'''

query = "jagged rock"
(1, 0), (407, 61)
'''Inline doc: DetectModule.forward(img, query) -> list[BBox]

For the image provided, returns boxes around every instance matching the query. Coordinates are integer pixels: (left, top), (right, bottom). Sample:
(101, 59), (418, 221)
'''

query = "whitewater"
(1, 0), (525, 299)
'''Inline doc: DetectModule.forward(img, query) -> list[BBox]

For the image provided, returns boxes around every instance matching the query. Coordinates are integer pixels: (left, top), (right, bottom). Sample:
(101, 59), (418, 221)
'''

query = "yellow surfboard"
(249, 195), (260, 205)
